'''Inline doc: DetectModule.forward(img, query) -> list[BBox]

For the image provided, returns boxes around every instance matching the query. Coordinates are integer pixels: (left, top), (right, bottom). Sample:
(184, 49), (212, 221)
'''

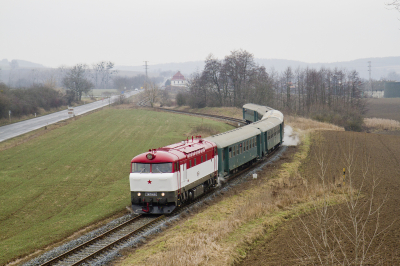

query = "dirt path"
(239, 131), (400, 265)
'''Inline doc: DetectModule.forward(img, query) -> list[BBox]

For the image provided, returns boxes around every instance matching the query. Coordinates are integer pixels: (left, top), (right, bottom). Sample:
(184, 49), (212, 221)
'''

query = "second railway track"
(137, 98), (246, 126)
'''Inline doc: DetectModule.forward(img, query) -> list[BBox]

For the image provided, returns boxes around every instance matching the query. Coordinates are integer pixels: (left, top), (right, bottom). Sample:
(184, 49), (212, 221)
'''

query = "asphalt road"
(0, 91), (140, 143)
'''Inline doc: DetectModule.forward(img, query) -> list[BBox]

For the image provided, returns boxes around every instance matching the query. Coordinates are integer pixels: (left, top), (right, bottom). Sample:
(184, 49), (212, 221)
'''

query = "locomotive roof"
(131, 138), (215, 163)
(205, 126), (261, 148)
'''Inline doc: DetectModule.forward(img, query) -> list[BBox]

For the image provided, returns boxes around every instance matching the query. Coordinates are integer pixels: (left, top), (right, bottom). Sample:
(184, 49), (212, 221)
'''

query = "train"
(129, 103), (284, 214)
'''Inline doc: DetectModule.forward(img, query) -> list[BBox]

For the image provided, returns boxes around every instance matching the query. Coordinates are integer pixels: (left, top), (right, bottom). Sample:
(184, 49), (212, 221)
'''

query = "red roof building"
(171, 71), (187, 87)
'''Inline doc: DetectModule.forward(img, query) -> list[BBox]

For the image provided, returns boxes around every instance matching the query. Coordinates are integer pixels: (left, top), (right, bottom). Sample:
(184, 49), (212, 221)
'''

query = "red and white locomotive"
(130, 136), (218, 214)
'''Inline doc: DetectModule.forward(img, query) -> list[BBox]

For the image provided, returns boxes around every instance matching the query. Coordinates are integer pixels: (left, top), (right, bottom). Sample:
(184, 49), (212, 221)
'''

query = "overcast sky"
(1, 0), (399, 68)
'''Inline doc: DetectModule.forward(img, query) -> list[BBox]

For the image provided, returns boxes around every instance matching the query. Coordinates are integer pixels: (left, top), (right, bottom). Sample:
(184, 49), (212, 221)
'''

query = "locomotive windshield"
(132, 163), (151, 173)
(131, 163), (172, 173)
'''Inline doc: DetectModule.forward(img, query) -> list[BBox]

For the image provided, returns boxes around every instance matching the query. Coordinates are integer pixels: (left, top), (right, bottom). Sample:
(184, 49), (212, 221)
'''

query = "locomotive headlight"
(137, 192), (141, 197)
(161, 192), (165, 197)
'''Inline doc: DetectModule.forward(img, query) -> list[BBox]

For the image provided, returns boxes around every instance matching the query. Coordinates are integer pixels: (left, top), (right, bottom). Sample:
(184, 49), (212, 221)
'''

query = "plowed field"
(240, 130), (400, 265)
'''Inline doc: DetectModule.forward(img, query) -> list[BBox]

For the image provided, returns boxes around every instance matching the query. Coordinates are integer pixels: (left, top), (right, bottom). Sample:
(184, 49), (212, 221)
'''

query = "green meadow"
(0, 108), (234, 264)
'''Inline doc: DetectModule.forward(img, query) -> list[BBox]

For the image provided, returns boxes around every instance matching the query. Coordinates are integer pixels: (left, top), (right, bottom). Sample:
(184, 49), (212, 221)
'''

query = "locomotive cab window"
(132, 163), (151, 173)
(152, 163), (172, 173)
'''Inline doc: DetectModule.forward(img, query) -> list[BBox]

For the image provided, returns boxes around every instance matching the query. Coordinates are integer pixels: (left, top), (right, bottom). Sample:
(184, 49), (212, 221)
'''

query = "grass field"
(0, 108), (234, 265)
(366, 98), (400, 121)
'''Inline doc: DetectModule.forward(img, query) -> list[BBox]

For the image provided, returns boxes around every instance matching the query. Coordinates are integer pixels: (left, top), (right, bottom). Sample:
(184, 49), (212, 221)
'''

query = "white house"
(171, 71), (187, 87)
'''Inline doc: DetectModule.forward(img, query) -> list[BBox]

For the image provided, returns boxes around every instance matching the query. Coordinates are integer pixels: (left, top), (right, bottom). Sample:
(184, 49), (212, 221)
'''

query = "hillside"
(114, 56), (400, 80)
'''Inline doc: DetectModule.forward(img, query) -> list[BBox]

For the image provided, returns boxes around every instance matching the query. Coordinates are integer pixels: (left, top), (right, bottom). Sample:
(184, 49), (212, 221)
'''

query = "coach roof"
(205, 126), (261, 148)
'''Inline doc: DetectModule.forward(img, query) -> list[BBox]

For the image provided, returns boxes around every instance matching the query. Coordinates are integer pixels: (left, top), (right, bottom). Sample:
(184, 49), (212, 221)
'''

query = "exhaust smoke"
(283, 125), (300, 146)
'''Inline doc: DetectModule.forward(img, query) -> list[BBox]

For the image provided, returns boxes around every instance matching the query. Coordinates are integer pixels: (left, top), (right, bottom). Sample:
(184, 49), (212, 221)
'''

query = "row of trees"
(4, 61), (117, 91)
(188, 50), (273, 108)
(186, 50), (367, 130)
(0, 83), (67, 119)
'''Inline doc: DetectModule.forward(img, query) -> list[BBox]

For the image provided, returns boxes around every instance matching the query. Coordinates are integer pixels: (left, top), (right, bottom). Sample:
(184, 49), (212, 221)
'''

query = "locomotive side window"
(153, 163), (172, 173)
(132, 163), (151, 173)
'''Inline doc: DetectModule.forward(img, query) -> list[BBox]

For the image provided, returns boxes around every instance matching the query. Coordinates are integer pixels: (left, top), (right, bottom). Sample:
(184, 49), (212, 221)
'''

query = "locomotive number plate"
(145, 192), (157, 196)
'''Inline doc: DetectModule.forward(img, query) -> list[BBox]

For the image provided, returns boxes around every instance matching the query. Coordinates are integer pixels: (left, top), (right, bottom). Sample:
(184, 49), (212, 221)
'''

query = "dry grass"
(364, 117), (400, 131)
(116, 134), (347, 266)
(285, 115), (344, 132)
(171, 106), (243, 119)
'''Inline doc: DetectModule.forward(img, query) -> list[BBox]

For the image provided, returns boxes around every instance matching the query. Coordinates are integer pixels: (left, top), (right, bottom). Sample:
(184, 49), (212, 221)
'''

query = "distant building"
(171, 71), (187, 87)
(384, 82), (400, 98)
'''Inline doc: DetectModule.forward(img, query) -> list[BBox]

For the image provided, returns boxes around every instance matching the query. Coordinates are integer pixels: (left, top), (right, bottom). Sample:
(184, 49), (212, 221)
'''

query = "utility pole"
(143, 61), (149, 81)
(368, 61), (372, 93)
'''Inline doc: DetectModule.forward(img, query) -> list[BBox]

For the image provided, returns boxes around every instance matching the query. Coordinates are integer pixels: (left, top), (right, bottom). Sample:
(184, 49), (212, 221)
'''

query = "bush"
(0, 83), (67, 119)
(176, 92), (186, 106)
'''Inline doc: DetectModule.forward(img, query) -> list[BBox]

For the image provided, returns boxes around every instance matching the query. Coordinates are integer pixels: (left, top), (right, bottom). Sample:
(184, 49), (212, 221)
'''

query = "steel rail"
(70, 215), (166, 266)
(153, 107), (247, 125)
(38, 215), (142, 266)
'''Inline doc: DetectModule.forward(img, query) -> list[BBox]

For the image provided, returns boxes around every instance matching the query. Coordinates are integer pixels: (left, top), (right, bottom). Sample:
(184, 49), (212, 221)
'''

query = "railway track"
(136, 97), (246, 126)
(153, 107), (247, 126)
(28, 145), (285, 266)
(24, 101), (282, 266)
(35, 215), (158, 266)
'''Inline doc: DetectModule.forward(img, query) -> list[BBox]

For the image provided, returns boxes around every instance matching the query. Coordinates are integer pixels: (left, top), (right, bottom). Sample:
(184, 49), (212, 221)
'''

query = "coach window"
(229, 147), (232, 158)
(194, 158), (197, 166)
(206, 154), (208, 160)
(201, 156), (203, 163)
(189, 160), (192, 168)
(247, 140), (249, 150)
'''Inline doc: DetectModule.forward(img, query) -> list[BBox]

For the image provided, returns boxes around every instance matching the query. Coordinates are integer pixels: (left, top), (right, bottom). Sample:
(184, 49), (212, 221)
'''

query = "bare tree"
(62, 64), (94, 102)
(387, 0), (400, 11)
(91, 61), (117, 90)
(144, 81), (159, 107)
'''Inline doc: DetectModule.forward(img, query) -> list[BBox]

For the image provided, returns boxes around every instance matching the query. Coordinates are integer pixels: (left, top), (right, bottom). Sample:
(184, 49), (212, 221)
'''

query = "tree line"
(0, 83), (67, 119)
(183, 50), (367, 131)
